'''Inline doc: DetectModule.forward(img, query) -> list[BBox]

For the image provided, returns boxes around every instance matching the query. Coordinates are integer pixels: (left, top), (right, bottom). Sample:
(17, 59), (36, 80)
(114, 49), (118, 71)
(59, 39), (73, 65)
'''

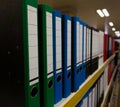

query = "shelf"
(54, 54), (115, 107)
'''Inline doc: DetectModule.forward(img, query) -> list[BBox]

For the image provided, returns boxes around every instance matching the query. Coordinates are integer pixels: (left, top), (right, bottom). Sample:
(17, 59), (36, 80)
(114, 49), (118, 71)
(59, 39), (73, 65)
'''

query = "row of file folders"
(38, 4), (104, 106)
(3, 1), (105, 107)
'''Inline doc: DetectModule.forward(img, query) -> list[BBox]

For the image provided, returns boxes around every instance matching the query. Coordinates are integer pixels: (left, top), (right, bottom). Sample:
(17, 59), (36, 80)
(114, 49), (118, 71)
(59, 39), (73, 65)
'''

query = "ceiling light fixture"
(115, 31), (120, 37)
(115, 31), (120, 34)
(96, 9), (104, 17)
(109, 22), (114, 26)
(102, 9), (110, 17)
(112, 27), (116, 31)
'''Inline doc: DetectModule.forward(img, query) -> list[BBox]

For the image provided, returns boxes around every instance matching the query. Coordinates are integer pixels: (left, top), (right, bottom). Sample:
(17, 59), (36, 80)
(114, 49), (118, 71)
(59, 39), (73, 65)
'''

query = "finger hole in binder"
(77, 69), (80, 74)
(80, 66), (82, 71)
(57, 75), (62, 83)
(48, 80), (53, 88)
(67, 72), (71, 79)
(31, 87), (38, 97)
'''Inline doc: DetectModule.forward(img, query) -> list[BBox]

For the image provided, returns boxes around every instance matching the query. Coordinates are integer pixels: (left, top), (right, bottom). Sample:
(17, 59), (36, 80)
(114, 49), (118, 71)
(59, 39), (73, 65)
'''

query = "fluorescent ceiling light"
(96, 9), (104, 17)
(115, 31), (120, 37)
(115, 31), (120, 34)
(102, 9), (110, 17)
(112, 27), (116, 31)
(109, 22), (114, 26)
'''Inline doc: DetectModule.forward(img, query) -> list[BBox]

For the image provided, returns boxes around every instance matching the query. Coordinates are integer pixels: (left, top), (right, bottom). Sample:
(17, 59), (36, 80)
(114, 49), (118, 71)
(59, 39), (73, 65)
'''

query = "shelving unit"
(55, 54), (117, 107)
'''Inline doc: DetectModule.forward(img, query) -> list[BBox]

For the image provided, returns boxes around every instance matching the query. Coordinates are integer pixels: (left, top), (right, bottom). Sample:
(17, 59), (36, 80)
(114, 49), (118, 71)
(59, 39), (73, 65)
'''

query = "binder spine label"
(56, 17), (62, 70)
(77, 22), (80, 63)
(88, 29), (91, 59)
(89, 92), (92, 106)
(46, 12), (53, 74)
(84, 26), (86, 60)
(80, 24), (83, 62)
(27, 5), (39, 86)
(86, 28), (89, 59)
(67, 20), (71, 67)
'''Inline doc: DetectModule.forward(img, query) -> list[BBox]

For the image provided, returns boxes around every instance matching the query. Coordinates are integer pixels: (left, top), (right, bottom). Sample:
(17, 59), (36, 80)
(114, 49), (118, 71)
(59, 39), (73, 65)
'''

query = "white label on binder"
(88, 29), (91, 58)
(92, 88), (95, 107)
(84, 26), (86, 60)
(95, 84), (97, 107)
(77, 22), (80, 63)
(67, 20), (71, 67)
(89, 92), (92, 107)
(80, 24), (83, 62)
(82, 97), (88, 107)
(87, 28), (90, 59)
(46, 12), (53, 74)
(86, 28), (88, 59)
(56, 17), (62, 70)
(28, 5), (39, 85)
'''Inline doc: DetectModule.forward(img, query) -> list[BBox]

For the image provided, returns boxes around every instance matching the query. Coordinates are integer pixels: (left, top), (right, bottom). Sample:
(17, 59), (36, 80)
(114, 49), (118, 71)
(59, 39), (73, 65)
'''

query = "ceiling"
(39, 0), (120, 38)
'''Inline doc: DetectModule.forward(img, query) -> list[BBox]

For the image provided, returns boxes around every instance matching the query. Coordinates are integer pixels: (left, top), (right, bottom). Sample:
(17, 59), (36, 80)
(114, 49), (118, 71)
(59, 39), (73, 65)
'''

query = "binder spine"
(38, 4), (54, 107)
(53, 10), (63, 104)
(72, 17), (80, 91)
(71, 17), (77, 87)
(22, 0), (40, 107)
(62, 14), (72, 98)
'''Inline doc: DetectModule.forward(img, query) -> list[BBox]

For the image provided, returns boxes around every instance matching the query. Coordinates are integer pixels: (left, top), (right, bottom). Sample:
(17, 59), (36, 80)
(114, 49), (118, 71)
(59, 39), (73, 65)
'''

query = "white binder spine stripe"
(92, 88), (95, 107)
(56, 17), (62, 70)
(46, 12), (53, 74)
(27, 5), (39, 86)
(82, 97), (88, 107)
(89, 92), (92, 107)
(84, 26), (87, 61)
(77, 22), (80, 63)
(67, 20), (71, 67)
(86, 28), (89, 60)
(88, 29), (91, 58)
(79, 24), (83, 62)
